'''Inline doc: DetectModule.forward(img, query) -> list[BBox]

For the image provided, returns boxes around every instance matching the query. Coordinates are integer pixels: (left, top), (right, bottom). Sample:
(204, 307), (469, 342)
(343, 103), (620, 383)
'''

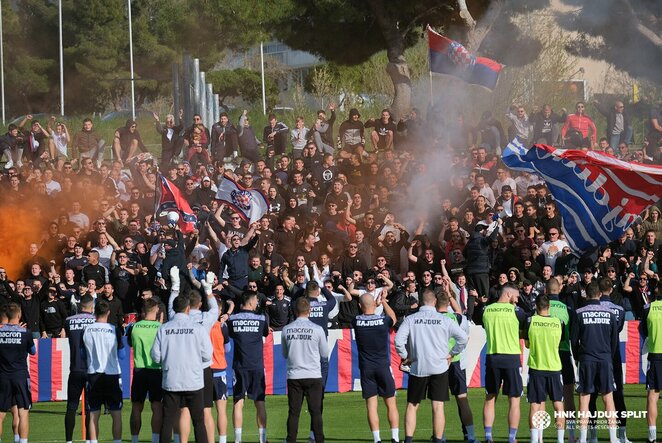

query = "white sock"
(466, 425), (475, 441)
(608, 426), (618, 443)
(649, 426), (657, 441)
(372, 430), (381, 443)
(132, 435), (139, 443)
(579, 428), (587, 443)
(309, 430), (315, 440)
(531, 428), (540, 443)
(234, 427), (242, 442)
(67, 441), (73, 443)
(219, 436), (227, 443)
(557, 429), (565, 443)
(174, 434), (180, 443)
(18, 439), (27, 443)
(152, 433), (160, 443)
(91, 440), (98, 443)
(14, 435), (19, 443)
(391, 428), (400, 442)
(258, 427), (266, 443)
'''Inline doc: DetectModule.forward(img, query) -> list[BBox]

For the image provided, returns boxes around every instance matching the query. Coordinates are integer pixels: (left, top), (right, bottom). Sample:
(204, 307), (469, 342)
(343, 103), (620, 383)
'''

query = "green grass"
(1, 385), (653, 442)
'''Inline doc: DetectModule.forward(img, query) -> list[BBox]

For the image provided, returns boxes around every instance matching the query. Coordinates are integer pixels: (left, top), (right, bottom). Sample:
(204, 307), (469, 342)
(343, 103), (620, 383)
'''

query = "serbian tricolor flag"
(215, 175), (269, 224)
(503, 139), (662, 253)
(427, 25), (503, 90)
(155, 174), (197, 233)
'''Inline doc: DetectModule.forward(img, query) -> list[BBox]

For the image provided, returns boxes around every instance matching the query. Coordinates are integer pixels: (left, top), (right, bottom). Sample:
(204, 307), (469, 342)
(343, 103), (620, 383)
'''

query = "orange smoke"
(0, 203), (46, 280)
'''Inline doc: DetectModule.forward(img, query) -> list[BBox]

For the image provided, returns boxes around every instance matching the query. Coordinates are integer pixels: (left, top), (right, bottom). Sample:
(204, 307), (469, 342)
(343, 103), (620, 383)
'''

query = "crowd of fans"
(0, 99), (661, 336)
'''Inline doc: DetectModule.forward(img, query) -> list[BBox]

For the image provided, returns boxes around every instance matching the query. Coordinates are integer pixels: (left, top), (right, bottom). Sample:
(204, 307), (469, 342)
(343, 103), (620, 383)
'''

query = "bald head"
(360, 293), (376, 314)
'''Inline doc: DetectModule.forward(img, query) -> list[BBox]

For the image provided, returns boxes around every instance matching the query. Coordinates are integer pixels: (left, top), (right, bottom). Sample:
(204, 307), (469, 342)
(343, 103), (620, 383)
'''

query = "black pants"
(287, 378), (324, 443)
(466, 272), (489, 320)
(64, 371), (90, 441)
(160, 389), (207, 443)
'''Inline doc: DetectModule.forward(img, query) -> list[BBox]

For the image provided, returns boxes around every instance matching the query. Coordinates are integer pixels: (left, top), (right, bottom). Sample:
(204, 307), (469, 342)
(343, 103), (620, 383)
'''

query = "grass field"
(1, 385), (654, 442)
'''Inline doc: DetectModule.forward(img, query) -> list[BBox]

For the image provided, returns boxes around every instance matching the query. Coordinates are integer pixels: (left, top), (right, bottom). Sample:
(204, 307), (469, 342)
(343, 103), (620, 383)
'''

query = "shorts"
(203, 366), (213, 407)
(576, 361), (615, 394)
(527, 370), (564, 403)
(407, 372), (449, 404)
(342, 144), (363, 155)
(87, 373), (123, 412)
(448, 361), (467, 396)
(233, 369), (266, 402)
(485, 364), (523, 397)
(360, 366), (396, 399)
(646, 360), (662, 391)
(559, 350), (576, 385)
(212, 370), (228, 401)
(0, 378), (31, 412)
(66, 371), (88, 411)
(131, 368), (163, 403)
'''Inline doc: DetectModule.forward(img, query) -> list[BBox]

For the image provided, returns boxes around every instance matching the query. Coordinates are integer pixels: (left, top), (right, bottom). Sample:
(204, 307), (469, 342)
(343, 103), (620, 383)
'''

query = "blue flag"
(502, 139), (662, 253)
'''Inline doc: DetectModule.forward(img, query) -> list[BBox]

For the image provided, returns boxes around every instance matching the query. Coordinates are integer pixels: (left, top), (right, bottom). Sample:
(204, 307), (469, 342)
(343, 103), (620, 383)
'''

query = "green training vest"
(527, 314), (562, 371)
(647, 300), (662, 355)
(549, 299), (570, 352)
(444, 312), (462, 362)
(483, 303), (521, 355)
(130, 320), (162, 369)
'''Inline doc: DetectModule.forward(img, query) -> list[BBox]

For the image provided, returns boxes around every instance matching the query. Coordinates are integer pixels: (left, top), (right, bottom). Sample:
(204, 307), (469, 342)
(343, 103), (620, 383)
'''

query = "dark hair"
(188, 291), (202, 308)
(597, 276), (612, 293)
(536, 294), (550, 311)
(173, 295), (190, 313)
(7, 124), (17, 132)
(142, 298), (159, 314)
(585, 282), (600, 300)
(95, 300), (111, 317)
(80, 294), (94, 310)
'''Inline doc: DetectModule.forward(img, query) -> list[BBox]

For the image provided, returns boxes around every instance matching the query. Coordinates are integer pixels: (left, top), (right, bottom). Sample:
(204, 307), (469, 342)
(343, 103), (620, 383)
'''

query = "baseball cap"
(202, 176), (211, 182)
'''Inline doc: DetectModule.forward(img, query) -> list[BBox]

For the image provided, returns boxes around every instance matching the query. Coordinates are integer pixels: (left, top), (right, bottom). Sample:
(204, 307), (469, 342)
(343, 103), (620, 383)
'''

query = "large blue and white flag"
(215, 175), (269, 224)
(502, 139), (662, 253)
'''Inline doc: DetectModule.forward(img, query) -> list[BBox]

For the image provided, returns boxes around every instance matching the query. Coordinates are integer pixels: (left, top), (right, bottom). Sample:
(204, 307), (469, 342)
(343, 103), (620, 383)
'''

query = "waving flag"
(215, 176), (269, 224)
(427, 25), (503, 90)
(155, 174), (197, 233)
(502, 139), (662, 253)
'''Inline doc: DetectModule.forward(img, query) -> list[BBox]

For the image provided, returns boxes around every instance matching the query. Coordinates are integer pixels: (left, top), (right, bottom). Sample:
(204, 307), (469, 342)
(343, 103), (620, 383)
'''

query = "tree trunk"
(366, 0), (412, 119)
(386, 59), (411, 120)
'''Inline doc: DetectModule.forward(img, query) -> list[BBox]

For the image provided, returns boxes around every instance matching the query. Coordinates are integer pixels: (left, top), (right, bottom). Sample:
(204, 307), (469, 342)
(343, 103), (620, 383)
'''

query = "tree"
(269, 0), (497, 118)
(206, 68), (278, 108)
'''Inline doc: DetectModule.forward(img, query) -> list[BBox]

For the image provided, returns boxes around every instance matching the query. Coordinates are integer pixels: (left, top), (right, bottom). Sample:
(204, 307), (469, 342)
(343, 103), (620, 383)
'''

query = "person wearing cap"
(495, 185), (519, 218)
(338, 108), (365, 159)
(39, 286), (68, 338)
(463, 216), (502, 320)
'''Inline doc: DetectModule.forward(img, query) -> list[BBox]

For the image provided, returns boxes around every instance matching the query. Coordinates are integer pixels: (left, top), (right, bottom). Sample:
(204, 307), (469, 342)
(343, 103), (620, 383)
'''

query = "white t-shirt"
(83, 321), (122, 375)
(358, 287), (386, 316)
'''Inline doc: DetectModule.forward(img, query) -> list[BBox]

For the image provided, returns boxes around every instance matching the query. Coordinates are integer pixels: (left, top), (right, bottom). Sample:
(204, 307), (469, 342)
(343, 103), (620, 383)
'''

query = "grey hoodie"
(395, 305), (468, 377)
